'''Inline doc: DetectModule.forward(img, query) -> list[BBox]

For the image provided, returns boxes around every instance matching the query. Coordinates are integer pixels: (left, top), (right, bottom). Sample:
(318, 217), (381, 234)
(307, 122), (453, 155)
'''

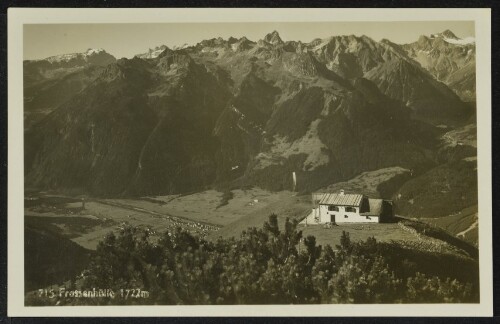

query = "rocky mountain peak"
(438, 29), (459, 40)
(264, 30), (283, 45)
(402, 30), (476, 101)
(231, 36), (255, 52)
(135, 45), (170, 59)
(428, 29), (474, 45)
(416, 35), (431, 46)
(228, 36), (238, 44)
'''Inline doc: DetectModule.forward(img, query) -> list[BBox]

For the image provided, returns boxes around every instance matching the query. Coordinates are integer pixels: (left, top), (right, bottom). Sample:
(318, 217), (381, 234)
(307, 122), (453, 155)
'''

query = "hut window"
(344, 215), (348, 218)
(345, 207), (356, 213)
(328, 205), (339, 212)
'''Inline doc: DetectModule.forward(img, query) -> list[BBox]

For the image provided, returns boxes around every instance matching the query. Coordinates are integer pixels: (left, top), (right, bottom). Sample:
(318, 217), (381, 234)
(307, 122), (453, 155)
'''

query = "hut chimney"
(340, 189), (344, 196)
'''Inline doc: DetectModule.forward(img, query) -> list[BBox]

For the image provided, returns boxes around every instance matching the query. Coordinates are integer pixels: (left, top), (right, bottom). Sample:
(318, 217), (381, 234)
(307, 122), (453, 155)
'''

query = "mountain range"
(23, 30), (477, 219)
(403, 30), (476, 101)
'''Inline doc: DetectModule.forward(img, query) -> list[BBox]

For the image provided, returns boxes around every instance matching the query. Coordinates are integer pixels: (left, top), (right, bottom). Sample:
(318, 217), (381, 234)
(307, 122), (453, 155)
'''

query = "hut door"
(330, 214), (335, 223)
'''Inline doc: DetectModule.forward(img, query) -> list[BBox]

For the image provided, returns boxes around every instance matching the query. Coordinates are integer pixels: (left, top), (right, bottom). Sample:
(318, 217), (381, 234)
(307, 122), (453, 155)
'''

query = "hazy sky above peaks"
(23, 21), (475, 60)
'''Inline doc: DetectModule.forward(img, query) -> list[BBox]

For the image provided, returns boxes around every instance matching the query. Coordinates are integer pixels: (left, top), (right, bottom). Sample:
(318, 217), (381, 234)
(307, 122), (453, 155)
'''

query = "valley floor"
(25, 188), (301, 250)
(26, 187), (477, 253)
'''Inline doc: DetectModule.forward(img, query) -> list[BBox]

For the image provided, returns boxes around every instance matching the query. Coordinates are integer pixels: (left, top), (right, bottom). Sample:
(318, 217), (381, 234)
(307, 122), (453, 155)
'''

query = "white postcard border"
(7, 7), (492, 317)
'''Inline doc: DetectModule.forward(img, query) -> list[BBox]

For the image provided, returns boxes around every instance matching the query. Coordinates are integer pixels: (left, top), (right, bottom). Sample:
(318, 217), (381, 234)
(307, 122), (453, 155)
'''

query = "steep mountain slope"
(24, 49), (117, 128)
(394, 158), (477, 218)
(403, 30), (476, 101)
(394, 120), (477, 219)
(192, 33), (441, 191)
(25, 53), (232, 196)
(24, 66), (106, 130)
(24, 31), (475, 198)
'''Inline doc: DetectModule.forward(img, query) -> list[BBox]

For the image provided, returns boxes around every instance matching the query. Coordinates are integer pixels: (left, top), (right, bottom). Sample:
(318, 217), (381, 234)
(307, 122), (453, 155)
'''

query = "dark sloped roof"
(360, 199), (383, 216)
(318, 193), (363, 207)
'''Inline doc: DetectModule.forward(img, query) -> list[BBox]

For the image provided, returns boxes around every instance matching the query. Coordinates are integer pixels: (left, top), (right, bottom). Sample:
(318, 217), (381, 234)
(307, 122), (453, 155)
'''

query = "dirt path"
(457, 218), (478, 237)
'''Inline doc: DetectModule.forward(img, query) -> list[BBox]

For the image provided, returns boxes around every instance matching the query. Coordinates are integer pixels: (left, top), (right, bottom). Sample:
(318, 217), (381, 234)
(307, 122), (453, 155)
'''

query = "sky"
(23, 21), (475, 60)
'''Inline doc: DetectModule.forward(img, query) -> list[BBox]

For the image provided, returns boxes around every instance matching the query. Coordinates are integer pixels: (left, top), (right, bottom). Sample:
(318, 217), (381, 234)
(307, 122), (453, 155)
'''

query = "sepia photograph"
(7, 8), (492, 317)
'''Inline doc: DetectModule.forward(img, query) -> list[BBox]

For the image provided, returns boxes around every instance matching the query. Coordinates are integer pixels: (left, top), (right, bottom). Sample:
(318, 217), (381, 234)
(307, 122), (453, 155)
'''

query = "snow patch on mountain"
(45, 48), (108, 63)
(429, 31), (475, 46)
(136, 45), (169, 59)
(172, 43), (190, 50)
(46, 53), (80, 63)
(442, 36), (475, 45)
(85, 48), (105, 55)
(312, 37), (333, 51)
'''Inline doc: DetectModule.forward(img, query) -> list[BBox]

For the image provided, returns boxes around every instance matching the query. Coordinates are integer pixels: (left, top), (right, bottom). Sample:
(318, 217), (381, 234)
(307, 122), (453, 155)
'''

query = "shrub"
(26, 215), (479, 305)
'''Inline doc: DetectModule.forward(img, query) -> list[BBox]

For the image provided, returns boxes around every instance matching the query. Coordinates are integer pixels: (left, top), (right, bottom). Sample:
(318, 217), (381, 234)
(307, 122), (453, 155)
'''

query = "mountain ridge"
(402, 30), (476, 101)
(24, 30), (476, 220)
